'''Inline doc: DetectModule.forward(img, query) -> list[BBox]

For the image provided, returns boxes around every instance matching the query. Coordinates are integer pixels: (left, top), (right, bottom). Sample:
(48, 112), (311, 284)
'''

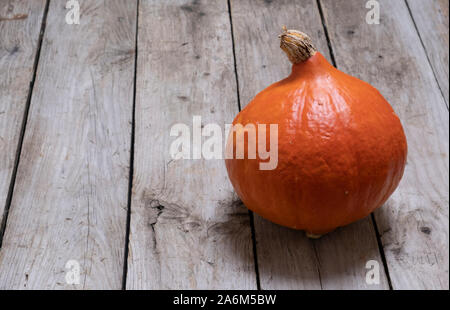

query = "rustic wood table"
(0, 0), (448, 290)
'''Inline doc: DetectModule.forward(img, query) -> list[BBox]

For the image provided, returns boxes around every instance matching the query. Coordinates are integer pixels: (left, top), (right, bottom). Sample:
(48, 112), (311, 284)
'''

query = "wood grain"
(125, 0), (256, 289)
(407, 0), (449, 105)
(0, 0), (446, 290)
(0, 0), (47, 237)
(0, 0), (136, 289)
(230, 0), (389, 289)
(321, 0), (449, 290)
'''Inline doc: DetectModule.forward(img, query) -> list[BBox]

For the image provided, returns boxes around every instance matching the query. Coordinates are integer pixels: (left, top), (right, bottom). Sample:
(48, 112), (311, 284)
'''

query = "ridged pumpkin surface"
(225, 50), (407, 235)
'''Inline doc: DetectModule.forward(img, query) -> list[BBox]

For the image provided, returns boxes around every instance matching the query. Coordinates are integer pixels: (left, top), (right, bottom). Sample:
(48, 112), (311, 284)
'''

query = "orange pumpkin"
(225, 28), (407, 237)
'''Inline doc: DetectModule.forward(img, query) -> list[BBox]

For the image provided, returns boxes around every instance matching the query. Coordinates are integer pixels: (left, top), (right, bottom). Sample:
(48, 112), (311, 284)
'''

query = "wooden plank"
(126, 0), (256, 289)
(230, 0), (389, 289)
(407, 0), (449, 105)
(0, 0), (47, 237)
(321, 0), (449, 290)
(0, 0), (136, 289)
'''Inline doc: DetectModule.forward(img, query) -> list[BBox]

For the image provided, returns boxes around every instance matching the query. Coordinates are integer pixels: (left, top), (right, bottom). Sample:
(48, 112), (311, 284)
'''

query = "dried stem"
(279, 26), (317, 64)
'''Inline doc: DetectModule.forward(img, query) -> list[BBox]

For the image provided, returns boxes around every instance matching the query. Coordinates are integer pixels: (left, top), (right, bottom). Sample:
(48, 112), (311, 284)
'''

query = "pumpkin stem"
(279, 26), (317, 64)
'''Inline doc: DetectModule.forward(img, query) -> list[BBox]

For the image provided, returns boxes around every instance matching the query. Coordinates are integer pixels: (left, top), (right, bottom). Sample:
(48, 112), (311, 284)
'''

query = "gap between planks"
(122, 0), (140, 290)
(404, 0), (449, 109)
(226, 0), (261, 290)
(0, 0), (50, 248)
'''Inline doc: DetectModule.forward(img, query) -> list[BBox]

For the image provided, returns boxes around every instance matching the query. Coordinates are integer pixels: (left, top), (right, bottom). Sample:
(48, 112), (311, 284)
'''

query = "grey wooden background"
(0, 0), (448, 289)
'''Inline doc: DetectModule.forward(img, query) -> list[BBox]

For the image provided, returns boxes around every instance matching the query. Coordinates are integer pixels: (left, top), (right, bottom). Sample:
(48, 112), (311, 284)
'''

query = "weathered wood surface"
(230, 0), (389, 289)
(0, 0), (136, 289)
(0, 0), (447, 290)
(407, 0), (449, 106)
(321, 0), (449, 290)
(0, 0), (47, 238)
(125, 0), (256, 289)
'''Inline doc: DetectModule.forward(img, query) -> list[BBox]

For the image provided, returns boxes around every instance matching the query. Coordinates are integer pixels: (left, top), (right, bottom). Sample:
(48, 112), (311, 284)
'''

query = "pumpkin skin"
(225, 36), (407, 236)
